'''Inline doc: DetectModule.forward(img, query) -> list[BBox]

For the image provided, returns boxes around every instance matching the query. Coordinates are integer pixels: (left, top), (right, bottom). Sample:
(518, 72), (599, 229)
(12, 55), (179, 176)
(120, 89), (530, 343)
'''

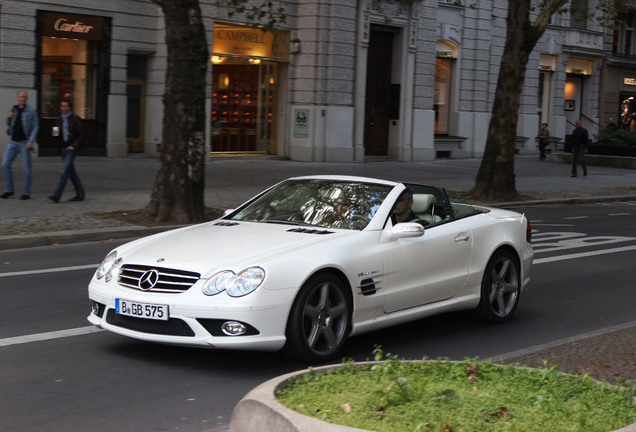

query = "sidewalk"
(1, 153), (635, 220)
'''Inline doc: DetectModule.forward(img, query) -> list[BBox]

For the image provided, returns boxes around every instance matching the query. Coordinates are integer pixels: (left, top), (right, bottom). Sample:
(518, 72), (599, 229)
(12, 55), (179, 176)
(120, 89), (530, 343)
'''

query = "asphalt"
(1, 153), (635, 431)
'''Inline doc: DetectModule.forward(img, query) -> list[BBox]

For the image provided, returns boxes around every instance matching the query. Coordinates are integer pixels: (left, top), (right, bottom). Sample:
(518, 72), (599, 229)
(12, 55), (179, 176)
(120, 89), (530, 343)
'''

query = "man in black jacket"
(570, 120), (588, 177)
(48, 99), (85, 203)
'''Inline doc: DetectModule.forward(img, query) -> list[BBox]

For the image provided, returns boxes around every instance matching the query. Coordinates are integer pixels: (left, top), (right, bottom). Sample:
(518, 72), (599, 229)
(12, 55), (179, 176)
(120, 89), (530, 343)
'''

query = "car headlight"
(96, 251), (123, 282)
(202, 267), (265, 297)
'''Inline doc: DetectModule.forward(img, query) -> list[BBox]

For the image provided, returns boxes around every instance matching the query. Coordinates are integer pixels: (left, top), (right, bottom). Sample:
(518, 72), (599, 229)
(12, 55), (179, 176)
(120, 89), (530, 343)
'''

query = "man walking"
(570, 120), (588, 177)
(48, 99), (85, 203)
(538, 123), (550, 161)
(2, 90), (39, 199)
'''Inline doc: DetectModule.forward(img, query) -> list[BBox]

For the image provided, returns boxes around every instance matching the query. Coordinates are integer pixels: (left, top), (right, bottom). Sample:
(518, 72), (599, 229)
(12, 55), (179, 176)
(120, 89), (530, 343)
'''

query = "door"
(381, 220), (473, 313)
(126, 82), (145, 153)
(364, 30), (393, 156)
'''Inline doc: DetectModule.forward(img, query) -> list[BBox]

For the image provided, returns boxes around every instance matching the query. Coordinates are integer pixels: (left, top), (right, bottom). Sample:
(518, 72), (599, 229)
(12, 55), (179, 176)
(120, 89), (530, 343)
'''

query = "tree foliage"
(216, 0), (287, 32)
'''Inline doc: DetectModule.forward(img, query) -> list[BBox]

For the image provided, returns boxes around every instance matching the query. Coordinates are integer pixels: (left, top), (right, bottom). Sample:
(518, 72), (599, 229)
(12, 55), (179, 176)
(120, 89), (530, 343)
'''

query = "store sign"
(43, 12), (104, 41)
(214, 24), (275, 58)
(624, 77), (636, 86)
(293, 109), (309, 138)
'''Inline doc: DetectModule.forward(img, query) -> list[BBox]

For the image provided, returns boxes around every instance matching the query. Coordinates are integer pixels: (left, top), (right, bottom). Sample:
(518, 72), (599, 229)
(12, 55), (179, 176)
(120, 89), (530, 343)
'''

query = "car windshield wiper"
(265, 219), (325, 228)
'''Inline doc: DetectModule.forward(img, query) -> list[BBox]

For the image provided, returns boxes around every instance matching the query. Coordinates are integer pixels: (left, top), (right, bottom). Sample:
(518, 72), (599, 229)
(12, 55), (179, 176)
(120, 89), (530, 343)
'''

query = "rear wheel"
(475, 250), (520, 323)
(283, 274), (351, 363)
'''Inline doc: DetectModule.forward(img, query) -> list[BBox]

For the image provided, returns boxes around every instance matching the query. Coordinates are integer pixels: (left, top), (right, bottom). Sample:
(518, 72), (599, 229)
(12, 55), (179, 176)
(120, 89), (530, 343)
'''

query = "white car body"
(88, 176), (533, 361)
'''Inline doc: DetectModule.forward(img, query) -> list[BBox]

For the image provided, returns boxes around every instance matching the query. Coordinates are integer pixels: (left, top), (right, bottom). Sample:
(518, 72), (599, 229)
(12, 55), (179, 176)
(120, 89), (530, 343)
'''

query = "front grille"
(106, 310), (195, 337)
(118, 264), (200, 293)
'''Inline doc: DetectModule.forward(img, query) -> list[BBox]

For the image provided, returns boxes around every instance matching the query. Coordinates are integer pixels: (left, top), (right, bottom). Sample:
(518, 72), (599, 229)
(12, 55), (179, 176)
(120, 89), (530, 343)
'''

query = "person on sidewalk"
(570, 120), (588, 177)
(2, 90), (39, 200)
(48, 99), (85, 203)
(538, 123), (550, 161)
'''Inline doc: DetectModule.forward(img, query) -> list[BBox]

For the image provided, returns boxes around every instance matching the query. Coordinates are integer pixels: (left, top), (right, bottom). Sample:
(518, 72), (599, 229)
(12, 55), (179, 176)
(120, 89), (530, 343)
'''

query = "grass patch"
(277, 350), (636, 432)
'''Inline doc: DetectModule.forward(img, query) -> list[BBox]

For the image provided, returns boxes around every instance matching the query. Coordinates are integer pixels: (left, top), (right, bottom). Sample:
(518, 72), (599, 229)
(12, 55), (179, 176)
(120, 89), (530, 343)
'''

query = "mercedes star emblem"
(139, 270), (159, 290)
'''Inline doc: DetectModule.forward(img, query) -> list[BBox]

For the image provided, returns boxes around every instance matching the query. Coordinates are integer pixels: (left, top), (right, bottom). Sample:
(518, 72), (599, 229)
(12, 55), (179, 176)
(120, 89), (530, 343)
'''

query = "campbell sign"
(212, 23), (290, 62)
(43, 12), (104, 41)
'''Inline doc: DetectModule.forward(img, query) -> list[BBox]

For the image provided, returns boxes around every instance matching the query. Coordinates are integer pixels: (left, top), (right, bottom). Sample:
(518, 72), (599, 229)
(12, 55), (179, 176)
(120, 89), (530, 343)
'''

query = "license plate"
(115, 299), (169, 321)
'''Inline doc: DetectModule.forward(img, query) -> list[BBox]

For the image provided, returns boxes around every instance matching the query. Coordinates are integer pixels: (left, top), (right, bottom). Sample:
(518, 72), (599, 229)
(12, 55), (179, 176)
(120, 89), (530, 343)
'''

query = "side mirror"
(382, 222), (425, 242)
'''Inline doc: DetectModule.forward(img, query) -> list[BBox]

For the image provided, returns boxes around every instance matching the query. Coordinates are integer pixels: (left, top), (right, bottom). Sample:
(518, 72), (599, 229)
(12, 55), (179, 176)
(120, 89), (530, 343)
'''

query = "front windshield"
(228, 179), (393, 230)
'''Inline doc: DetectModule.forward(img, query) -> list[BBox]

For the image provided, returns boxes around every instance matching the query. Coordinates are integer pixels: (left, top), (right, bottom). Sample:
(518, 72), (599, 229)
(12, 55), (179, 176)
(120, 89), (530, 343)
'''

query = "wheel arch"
(299, 267), (355, 311)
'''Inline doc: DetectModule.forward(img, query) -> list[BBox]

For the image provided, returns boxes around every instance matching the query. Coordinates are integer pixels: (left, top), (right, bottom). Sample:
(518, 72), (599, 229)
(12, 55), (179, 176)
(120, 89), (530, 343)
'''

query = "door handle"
(455, 233), (470, 242)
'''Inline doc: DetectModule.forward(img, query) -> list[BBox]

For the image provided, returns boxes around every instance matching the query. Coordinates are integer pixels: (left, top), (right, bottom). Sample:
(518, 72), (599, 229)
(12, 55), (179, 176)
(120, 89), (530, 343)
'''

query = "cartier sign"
(54, 18), (94, 34)
(43, 12), (104, 41)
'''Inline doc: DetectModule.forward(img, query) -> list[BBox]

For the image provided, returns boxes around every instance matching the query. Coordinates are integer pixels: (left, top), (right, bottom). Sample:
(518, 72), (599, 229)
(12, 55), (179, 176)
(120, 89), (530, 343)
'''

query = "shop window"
(211, 59), (278, 153)
(434, 58), (452, 134)
(435, 40), (456, 135)
(538, 71), (552, 125)
(41, 36), (98, 119)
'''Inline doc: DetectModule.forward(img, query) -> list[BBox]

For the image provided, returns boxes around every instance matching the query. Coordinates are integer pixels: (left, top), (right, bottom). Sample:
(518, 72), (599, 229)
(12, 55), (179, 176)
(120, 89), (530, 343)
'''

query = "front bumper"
(87, 279), (293, 351)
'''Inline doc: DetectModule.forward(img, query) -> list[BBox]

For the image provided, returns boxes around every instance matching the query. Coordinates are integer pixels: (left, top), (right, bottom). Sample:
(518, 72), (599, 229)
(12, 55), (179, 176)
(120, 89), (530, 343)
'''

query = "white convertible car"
(88, 176), (533, 362)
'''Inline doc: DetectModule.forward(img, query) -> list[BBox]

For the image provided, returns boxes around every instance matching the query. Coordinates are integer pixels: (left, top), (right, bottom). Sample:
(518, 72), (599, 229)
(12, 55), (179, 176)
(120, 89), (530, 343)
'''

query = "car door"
(381, 217), (473, 314)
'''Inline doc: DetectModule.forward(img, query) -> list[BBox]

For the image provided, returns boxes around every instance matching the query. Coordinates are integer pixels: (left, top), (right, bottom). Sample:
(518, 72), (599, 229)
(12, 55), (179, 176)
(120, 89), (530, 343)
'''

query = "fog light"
(221, 321), (246, 336)
(91, 301), (104, 317)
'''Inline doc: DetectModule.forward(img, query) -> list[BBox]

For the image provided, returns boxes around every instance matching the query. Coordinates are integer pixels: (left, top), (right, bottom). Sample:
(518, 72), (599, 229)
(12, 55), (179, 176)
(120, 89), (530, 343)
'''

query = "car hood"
(114, 221), (354, 276)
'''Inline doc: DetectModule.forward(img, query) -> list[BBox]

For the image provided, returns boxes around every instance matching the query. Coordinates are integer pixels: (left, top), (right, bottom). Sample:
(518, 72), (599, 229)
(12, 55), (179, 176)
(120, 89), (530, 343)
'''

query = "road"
(1, 201), (635, 432)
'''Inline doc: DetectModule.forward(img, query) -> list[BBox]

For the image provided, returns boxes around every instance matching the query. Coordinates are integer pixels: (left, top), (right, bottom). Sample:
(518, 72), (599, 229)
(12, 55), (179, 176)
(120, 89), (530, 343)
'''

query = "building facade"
(0, 0), (612, 162)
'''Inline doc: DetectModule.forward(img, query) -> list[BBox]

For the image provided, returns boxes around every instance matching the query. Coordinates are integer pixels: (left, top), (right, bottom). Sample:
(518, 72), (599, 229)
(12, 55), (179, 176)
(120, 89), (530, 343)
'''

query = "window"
(613, 13), (635, 56)
(570, 0), (588, 30)
(41, 36), (98, 119)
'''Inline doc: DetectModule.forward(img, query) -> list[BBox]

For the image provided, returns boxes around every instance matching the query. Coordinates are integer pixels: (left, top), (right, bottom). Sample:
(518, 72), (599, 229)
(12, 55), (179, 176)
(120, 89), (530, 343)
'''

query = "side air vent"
(286, 228), (334, 235)
(358, 278), (378, 296)
(214, 221), (239, 226)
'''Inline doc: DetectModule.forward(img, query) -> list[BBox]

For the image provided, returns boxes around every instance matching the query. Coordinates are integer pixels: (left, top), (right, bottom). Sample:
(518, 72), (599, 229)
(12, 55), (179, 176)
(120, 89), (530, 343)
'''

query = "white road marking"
(0, 326), (103, 347)
(563, 216), (589, 220)
(608, 213), (630, 216)
(534, 244), (636, 264)
(531, 223), (574, 227)
(0, 264), (98, 278)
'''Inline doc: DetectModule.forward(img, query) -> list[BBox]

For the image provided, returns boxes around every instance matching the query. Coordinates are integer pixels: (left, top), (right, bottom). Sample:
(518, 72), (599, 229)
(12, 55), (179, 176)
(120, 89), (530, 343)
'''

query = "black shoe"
(19, 195), (30, 200)
(48, 195), (59, 203)
(69, 196), (84, 202)
(1, 192), (14, 198)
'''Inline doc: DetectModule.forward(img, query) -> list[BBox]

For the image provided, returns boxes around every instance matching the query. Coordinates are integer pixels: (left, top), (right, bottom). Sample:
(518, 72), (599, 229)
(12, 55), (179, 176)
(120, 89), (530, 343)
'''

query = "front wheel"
(283, 274), (351, 363)
(475, 250), (521, 323)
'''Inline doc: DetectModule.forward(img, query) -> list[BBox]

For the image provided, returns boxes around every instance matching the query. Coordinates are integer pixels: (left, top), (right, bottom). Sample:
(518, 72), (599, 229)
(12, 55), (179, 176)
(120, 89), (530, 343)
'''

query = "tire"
(283, 273), (351, 363)
(475, 249), (521, 323)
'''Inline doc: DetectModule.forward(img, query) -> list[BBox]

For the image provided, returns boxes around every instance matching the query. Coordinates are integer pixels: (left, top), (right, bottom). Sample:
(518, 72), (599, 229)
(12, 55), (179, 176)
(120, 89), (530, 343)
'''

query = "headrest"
(411, 194), (437, 213)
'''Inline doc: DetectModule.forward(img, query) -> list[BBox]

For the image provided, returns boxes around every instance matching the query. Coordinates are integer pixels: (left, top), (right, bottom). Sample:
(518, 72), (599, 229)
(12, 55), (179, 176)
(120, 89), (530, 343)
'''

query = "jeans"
(571, 145), (587, 176)
(53, 149), (85, 199)
(2, 140), (32, 195)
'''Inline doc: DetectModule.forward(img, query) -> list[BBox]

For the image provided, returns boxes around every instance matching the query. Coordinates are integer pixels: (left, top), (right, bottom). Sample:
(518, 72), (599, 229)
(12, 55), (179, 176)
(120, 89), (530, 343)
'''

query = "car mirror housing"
(383, 222), (425, 242)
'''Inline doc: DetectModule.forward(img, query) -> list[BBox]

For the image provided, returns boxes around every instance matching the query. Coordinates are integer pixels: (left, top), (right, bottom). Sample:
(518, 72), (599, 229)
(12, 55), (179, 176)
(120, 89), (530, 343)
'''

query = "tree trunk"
(470, 0), (543, 202)
(146, 0), (209, 223)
